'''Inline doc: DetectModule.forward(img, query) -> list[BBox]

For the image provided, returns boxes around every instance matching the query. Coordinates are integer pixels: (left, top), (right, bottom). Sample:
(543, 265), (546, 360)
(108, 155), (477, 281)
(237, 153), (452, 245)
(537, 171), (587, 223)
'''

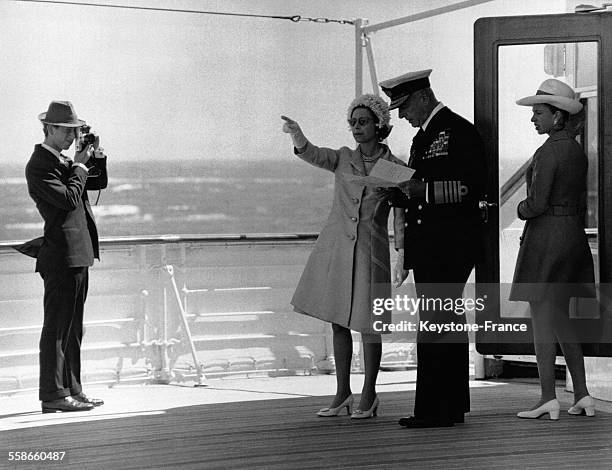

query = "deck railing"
(0, 233), (415, 394)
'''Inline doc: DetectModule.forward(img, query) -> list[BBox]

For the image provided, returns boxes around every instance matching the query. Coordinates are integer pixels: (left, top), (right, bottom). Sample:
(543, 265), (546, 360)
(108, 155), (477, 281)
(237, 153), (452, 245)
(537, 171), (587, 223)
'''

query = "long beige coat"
(291, 142), (405, 333)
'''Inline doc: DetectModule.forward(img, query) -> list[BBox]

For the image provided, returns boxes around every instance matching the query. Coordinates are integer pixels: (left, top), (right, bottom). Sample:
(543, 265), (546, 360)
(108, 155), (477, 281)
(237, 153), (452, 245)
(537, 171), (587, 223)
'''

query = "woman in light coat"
(510, 79), (596, 420)
(281, 94), (408, 419)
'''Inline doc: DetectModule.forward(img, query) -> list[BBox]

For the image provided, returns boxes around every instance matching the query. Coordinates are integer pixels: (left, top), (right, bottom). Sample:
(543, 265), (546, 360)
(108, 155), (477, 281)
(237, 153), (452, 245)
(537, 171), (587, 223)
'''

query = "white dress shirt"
(422, 102), (445, 131)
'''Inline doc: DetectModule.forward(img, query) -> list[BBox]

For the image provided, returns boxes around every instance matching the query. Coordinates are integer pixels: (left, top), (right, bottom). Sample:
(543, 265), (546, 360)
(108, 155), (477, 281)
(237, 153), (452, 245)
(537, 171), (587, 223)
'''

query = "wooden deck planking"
(0, 379), (611, 470)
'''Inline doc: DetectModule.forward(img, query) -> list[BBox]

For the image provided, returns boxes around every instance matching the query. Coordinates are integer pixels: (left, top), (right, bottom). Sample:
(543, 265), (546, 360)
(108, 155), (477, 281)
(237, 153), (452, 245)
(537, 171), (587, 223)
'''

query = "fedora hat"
(516, 79), (582, 115)
(38, 100), (85, 127)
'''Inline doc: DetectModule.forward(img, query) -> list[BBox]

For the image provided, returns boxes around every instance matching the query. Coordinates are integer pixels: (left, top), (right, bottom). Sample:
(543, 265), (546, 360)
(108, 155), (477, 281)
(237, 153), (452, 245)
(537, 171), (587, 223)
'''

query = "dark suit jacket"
(25, 144), (107, 273)
(391, 106), (486, 269)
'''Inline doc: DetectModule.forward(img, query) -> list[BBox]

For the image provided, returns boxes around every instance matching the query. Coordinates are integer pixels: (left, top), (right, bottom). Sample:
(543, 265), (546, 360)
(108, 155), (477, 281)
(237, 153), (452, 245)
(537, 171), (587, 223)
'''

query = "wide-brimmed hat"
(38, 100), (86, 127)
(516, 79), (582, 115)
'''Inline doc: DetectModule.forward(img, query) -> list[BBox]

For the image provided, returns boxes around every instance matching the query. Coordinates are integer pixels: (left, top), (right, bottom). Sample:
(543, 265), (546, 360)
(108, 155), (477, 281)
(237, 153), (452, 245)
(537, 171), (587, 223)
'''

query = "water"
(0, 159), (335, 241)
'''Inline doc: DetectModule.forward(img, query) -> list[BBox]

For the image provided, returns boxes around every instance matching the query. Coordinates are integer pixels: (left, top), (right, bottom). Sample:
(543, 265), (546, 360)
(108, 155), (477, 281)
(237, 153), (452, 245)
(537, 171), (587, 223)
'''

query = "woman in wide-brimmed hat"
(509, 79), (596, 420)
(281, 94), (408, 419)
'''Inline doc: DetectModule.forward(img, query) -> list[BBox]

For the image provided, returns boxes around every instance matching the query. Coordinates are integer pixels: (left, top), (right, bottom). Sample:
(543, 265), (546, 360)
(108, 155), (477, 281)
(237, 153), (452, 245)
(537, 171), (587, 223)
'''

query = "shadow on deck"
(1, 372), (611, 469)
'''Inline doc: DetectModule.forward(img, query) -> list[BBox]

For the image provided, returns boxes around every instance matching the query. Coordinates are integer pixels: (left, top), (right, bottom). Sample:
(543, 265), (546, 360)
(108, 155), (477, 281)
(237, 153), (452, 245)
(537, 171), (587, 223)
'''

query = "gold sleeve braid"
(429, 181), (469, 204)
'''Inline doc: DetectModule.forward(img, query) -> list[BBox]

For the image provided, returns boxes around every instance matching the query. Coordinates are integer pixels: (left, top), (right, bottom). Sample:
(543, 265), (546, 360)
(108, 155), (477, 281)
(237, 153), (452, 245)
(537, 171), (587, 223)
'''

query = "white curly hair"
(347, 94), (392, 130)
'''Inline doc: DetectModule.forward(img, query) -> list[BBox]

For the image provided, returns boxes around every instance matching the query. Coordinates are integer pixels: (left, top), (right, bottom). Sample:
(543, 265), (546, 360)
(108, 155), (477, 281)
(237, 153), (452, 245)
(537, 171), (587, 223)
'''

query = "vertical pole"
(355, 18), (367, 373)
(364, 34), (380, 95)
(159, 244), (171, 383)
(355, 18), (365, 97)
(473, 344), (485, 379)
(159, 284), (171, 382)
(165, 265), (206, 385)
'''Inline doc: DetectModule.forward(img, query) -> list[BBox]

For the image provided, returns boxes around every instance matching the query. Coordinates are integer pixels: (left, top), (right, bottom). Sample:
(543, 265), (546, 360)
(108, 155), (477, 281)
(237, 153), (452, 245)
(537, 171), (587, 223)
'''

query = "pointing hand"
(281, 115), (302, 135)
(281, 115), (308, 149)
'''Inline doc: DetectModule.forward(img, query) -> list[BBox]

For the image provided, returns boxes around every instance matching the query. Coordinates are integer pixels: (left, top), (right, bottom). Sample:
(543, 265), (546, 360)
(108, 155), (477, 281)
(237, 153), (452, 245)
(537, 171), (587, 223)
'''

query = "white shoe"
(517, 399), (560, 420)
(568, 396), (595, 417)
(317, 394), (353, 417)
(351, 396), (379, 419)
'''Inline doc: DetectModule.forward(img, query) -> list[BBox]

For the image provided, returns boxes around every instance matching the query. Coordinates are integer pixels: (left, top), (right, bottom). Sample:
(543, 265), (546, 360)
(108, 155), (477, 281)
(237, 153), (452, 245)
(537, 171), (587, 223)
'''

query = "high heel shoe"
(568, 396), (595, 417)
(351, 396), (379, 419)
(517, 399), (560, 420)
(317, 394), (353, 417)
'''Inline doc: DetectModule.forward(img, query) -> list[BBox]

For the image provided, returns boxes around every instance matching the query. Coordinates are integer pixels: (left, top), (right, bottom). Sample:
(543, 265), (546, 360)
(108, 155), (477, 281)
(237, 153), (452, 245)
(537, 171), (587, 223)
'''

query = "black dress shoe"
(398, 416), (454, 428)
(41, 396), (94, 413)
(72, 392), (104, 407)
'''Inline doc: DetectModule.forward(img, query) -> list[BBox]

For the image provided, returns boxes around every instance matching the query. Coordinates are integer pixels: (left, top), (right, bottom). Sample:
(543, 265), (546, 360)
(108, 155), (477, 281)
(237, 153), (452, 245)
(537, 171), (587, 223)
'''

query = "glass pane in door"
(497, 42), (599, 319)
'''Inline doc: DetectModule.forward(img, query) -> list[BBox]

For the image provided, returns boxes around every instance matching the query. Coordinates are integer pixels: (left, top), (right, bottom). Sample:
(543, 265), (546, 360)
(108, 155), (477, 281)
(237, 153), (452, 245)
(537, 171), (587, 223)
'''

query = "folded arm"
(27, 163), (88, 211)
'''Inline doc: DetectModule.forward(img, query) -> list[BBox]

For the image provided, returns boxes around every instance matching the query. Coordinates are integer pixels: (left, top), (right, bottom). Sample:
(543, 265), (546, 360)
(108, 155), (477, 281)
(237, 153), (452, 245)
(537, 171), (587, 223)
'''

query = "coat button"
(348, 234), (355, 240)
(352, 197), (359, 203)
(351, 217), (357, 222)
(417, 219), (422, 224)
(404, 222), (408, 227)
(418, 204), (423, 210)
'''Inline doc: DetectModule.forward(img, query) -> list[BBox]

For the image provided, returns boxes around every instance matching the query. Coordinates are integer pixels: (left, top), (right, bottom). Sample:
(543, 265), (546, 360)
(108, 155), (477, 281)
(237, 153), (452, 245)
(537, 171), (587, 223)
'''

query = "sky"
(0, 0), (568, 163)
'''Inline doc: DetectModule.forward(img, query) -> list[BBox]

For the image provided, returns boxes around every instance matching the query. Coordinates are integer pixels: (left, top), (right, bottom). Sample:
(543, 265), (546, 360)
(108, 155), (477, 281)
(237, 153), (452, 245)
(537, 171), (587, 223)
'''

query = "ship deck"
(1, 371), (611, 469)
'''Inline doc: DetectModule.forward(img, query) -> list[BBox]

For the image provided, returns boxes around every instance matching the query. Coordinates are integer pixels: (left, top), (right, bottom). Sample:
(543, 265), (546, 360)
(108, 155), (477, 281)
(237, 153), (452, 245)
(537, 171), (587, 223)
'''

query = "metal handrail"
(499, 160), (531, 207)
(0, 232), (321, 253)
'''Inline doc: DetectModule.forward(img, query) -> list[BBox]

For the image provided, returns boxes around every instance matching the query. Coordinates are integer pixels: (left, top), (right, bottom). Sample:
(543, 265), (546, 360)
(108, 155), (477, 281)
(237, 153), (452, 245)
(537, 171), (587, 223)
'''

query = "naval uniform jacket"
(389, 106), (485, 422)
(25, 144), (108, 272)
(392, 106), (486, 269)
(509, 130), (594, 301)
(291, 142), (406, 333)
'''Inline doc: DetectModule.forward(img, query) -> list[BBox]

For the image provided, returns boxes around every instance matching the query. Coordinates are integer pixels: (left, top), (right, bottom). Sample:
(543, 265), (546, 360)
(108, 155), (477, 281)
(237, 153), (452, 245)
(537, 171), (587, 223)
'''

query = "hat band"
(536, 90), (554, 96)
(382, 77), (430, 98)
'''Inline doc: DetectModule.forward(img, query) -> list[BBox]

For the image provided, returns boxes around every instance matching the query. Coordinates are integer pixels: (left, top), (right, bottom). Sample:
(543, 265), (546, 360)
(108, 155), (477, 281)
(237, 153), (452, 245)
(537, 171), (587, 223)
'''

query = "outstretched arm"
(281, 115), (308, 152)
(280, 115), (340, 172)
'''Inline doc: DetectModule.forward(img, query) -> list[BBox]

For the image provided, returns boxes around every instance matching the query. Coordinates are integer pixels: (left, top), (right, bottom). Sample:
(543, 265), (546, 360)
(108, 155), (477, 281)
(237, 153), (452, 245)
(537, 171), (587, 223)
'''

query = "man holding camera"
(24, 101), (108, 413)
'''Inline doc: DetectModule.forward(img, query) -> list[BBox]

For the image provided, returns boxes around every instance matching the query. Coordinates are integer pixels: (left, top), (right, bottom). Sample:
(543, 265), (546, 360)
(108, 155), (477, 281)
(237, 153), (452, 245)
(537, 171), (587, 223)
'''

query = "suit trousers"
(412, 254), (474, 422)
(38, 267), (88, 401)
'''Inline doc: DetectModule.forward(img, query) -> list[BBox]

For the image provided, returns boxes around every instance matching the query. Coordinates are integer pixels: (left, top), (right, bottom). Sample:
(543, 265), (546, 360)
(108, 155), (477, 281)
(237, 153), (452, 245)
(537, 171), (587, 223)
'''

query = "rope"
(11, 0), (355, 25)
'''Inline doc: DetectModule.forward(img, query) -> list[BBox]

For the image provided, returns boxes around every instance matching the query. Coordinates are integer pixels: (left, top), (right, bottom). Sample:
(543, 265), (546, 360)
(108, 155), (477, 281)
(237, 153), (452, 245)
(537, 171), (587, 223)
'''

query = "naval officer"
(381, 69), (486, 428)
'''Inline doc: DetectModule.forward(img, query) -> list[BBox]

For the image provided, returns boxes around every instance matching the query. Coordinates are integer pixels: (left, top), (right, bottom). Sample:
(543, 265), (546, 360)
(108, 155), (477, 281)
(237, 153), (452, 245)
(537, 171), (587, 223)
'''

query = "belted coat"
(509, 130), (595, 301)
(291, 142), (405, 333)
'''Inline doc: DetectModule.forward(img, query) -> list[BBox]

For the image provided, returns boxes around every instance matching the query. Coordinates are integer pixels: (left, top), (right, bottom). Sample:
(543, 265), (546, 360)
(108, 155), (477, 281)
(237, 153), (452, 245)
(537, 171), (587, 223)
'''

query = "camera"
(76, 125), (101, 172)
(76, 125), (96, 151)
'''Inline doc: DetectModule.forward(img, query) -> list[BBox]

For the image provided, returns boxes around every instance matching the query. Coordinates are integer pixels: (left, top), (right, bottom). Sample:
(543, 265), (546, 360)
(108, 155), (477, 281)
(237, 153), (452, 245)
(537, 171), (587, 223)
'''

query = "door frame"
(473, 12), (612, 356)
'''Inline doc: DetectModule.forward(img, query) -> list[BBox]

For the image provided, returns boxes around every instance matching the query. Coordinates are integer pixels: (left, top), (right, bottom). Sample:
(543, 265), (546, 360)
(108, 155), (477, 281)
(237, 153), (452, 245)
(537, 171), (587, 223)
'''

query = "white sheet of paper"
(369, 159), (415, 183)
(344, 159), (415, 187)
(343, 172), (399, 187)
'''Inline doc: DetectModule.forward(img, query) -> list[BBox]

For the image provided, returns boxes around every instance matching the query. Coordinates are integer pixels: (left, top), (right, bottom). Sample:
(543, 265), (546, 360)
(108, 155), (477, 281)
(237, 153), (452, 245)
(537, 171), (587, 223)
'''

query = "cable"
(11, 0), (355, 25)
